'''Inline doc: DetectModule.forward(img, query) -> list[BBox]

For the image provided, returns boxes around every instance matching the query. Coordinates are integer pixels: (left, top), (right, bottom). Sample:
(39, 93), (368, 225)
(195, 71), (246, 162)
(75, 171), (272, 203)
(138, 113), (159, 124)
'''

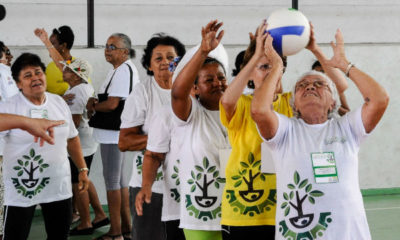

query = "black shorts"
(68, 154), (94, 184)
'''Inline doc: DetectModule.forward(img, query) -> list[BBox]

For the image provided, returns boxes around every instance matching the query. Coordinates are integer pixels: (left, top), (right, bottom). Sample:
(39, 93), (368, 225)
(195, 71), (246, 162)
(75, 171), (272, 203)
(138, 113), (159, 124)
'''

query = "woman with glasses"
(87, 33), (139, 240)
(252, 30), (389, 240)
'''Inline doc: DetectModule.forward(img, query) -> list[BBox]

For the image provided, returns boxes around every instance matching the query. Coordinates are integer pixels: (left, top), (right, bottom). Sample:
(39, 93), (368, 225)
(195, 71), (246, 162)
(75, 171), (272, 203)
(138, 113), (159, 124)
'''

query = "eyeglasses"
(105, 44), (126, 51)
(295, 80), (330, 92)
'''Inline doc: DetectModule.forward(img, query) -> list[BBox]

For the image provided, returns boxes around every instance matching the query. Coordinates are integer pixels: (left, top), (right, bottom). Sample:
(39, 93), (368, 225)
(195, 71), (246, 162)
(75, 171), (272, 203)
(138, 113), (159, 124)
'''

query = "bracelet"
(79, 167), (89, 172)
(47, 45), (54, 49)
(345, 62), (355, 77)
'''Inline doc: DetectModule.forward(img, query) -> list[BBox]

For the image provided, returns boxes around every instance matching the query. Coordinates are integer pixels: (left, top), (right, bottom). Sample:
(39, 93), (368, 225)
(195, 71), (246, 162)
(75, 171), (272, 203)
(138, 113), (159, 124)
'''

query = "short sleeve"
(107, 64), (134, 98)
(146, 106), (172, 153)
(120, 83), (148, 129)
(66, 87), (86, 115)
(343, 106), (369, 145)
(58, 97), (79, 139)
(219, 95), (247, 130)
(259, 112), (291, 150)
(171, 97), (197, 127)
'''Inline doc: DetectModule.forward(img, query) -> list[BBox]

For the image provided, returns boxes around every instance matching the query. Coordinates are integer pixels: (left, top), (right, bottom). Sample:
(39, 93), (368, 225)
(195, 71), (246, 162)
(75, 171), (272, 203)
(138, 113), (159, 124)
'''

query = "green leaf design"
(213, 171), (219, 178)
(203, 157), (209, 169)
(18, 170), (23, 176)
(299, 179), (308, 189)
(39, 159), (43, 165)
(196, 173), (202, 180)
(176, 179), (180, 185)
(305, 184), (312, 193)
(241, 169), (247, 175)
(287, 184), (295, 189)
(18, 159), (23, 166)
(308, 196), (315, 204)
(207, 166), (216, 173)
(240, 162), (249, 168)
(231, 175), (241, 180)
(284, 206), (290, 216)
(283, 192), (289, 200)
(13, 166), (22, 170)
(30, 149), (35, 158)
(24, 161), (29, 167)
(39, 168), (43, 173)
(289, 191), (294, 200)
(214, 182), (220, 189)
(41, 164), (49, 168)
(190, 185), (196, 192)
(234, 180), (242, 187)
(217, 177), (226, 183)
(253, 160), (261, 168)
(191, 171), (195, 179)
(188, 179), (194, 185)
(195, 165), (203, 172)
(23, 155), (30, 160)
(309, 190), (324, 197)
(173, 166), (179, 173)
(171, 173), (178, 179)
(294, 171), (300, 185)
(248, 152), (254, 165)
(260, 174), (266, 181)
(281, 202), (288, 209)
(34, 155), (41, 161)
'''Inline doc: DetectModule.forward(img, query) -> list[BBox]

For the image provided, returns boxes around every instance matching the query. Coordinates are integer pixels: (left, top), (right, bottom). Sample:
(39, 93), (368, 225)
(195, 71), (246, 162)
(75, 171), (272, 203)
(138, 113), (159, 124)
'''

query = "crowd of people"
(0, 18), (389, 240)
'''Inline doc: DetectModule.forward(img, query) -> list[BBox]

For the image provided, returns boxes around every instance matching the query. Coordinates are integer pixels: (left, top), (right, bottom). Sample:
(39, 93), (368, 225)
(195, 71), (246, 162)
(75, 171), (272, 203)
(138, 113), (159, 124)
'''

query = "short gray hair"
(110, 33), (135, 58)
(290, 70), (340, 119)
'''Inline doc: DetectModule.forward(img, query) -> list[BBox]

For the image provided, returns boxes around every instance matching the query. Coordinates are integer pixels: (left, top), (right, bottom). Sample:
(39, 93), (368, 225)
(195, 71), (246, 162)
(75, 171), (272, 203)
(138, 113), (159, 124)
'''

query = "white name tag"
(311, 152), (339, 184)
(218, 148), (231, 178)
(30, 109), (48, 119)
(261, 143), (275, 173)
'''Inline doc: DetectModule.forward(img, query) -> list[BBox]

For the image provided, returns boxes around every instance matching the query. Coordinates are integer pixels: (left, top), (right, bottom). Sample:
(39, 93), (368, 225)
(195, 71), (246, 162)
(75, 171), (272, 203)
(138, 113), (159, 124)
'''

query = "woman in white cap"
(171, 20), (230, 240)
(61, 59), (109, 236)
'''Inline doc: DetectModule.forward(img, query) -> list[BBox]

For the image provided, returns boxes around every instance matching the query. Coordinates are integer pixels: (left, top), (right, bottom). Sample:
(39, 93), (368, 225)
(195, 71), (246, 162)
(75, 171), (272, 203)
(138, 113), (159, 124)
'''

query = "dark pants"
(3, 198), (72, 240)
(165, 219), (185, 240)
(69, 154), (94, 183)
(130, 187), (166, 240)
(222, 225), (275, 240)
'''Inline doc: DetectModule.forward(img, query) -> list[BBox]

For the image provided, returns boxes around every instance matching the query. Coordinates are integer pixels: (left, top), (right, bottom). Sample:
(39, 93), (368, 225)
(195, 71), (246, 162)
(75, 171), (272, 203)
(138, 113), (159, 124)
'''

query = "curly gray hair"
(290, 70), (340, 119)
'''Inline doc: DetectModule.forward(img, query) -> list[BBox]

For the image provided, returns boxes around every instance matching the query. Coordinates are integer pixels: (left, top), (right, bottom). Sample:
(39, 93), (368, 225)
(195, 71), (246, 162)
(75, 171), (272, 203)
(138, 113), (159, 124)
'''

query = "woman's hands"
(200, 20), (224, 55)
(264, 33), (283, 71)
(34, 28), (52, 47)
(325, 29), (350, 72)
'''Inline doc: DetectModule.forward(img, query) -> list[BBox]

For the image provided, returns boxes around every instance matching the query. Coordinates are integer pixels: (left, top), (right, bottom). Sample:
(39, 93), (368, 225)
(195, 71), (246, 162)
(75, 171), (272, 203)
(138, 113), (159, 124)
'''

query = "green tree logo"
(187, 157), (225, 208)
(13, 149), (48, 189)
(170, 159), (181, 202)
(281, 171), (324, 229)
(231, 152), (271, 202)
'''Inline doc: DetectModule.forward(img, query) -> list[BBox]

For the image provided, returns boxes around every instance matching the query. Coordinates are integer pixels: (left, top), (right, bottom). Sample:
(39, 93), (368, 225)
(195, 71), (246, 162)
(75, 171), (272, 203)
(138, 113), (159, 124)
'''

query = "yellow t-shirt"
(219, 93), (292, 226)
(45, 57), (92, 96)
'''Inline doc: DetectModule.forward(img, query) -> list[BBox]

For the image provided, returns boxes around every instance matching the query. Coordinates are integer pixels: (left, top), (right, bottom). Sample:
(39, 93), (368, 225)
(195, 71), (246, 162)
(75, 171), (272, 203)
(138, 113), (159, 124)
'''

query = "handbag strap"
(104, 63), (134, 94)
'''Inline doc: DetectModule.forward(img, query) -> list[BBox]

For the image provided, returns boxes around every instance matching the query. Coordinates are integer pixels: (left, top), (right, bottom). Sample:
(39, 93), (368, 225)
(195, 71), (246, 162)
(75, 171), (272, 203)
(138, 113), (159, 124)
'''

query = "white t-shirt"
(0, 63), (20, 155)
(263, 107), (371, 240)
(172, 98), (230, 231)
(147, 105), (185, 221)
(92, 60), (139, 144)
(64, 83), (98, 156)
(120, 77), (170, 193)
(0, 92), (78, 207)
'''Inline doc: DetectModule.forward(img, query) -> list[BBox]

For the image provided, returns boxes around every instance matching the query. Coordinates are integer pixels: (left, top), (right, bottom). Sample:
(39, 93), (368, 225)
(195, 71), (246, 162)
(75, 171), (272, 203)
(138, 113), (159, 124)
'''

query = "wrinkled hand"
(86, 97), (98, 119)
(135, 187), (152, 216)
(63, 93), (75, 105)
(34, 28), (49, 43)
(200, 20), (224, 54)
(27, 118), (65, 147)
(254, 20), (269, 59)
(305, 22), (318, 52)
(264, 34), (283, 69)
(325, 29), (349, 71)
(78, 172), (90, 192)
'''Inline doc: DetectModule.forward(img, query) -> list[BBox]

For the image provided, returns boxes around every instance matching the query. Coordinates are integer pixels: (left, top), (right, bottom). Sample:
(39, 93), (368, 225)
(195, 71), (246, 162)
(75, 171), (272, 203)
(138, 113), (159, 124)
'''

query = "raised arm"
(34, 28), (65, 71)
(171, 20), (224, 121)
(325, 29), (389, 133)
(251, 34), (284, 140)
(306, 23), (348, 93)
(220, 21), (268, 121)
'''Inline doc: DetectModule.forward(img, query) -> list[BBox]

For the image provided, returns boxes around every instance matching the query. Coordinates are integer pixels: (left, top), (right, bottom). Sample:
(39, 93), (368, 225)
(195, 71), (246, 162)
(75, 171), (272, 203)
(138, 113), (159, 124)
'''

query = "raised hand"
(305, 22), (318, 52)
(34, 28), (49, 44)
(254, 20), (269, 59)
(200, 20), (224, 54)
(325, 29), (350, 71)
(264, 34), (283, 69)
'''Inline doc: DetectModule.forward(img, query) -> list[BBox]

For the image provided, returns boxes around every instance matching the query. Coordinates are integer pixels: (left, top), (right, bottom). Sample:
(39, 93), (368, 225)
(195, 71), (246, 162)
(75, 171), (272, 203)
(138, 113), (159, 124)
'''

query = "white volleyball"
(266, 8), (310, 56)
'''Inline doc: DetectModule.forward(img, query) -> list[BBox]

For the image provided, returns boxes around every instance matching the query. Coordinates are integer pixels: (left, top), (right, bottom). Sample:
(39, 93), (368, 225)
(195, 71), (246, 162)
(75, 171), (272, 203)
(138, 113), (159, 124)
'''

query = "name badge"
(30, 109), (48, 119)
(218, 148), (231, 178)
(261, 142), (275, 173)
(311, 152), (339, 184)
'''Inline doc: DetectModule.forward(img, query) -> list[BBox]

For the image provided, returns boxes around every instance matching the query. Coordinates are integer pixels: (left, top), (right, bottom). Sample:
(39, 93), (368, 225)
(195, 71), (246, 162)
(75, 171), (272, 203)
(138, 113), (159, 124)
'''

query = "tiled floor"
(27, 194), (400, 239)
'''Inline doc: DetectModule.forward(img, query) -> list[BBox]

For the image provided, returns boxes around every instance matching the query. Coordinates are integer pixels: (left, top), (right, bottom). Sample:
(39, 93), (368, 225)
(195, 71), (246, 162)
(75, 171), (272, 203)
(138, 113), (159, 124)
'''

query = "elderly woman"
(118, 33), (185, 240)
(251, 31), (389, 239)
(86, 33), (139, 240)
(0, 53), (89, 240)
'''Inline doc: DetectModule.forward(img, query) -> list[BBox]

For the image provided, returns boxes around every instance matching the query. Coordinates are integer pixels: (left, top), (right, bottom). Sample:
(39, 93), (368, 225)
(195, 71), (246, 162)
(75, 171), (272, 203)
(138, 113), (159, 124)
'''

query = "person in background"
(251, 29), (389, 240)
(0, 42), (13, 67)
(87, 33), (139, 240)
(61, 58), (109, 236)
(312, 60), (350, 115)
(118, 33), (185, 240)
(0, 52), (89, 240)
(0, 41), (20, 240)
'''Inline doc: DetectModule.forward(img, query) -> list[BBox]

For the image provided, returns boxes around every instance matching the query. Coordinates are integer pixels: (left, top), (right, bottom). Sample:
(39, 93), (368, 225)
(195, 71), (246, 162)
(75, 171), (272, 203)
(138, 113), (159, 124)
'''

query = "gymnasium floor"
(26, 194), (400, 240)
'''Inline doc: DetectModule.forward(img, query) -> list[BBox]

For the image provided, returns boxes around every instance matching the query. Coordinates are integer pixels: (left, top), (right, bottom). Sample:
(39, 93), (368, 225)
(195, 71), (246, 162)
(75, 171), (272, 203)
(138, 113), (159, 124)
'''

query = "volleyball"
(266, 8), (310, 56)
